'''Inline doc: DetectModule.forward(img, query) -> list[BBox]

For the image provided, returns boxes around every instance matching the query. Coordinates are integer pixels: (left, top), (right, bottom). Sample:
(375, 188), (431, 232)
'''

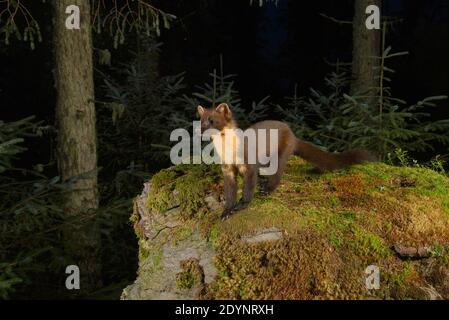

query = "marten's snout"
(200, 118), (212, 132)
(194, 120), (208, 136)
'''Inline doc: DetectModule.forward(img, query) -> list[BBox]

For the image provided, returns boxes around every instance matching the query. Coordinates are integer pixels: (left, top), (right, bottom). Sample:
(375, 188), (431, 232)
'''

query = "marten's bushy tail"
(294, 138), (377, 171)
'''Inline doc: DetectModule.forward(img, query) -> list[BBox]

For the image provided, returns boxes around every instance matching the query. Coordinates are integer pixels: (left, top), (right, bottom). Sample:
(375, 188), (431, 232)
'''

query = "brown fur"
(198, 103), (377, 220)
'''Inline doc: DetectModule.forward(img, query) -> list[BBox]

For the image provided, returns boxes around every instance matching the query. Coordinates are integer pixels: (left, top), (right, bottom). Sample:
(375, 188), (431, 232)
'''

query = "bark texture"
(53, 0), (100, 292)
(351, 0), (382, 97)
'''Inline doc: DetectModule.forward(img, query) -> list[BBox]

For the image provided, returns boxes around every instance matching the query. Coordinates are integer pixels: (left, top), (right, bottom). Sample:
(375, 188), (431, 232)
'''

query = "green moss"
(147, 164), (221, 219)
(211, 161), (447, 298)
(138, 240), (163, 276)
(350, 225), (391, 260)
(130, 200), (144, 240)
(443, 200), (449, 219)
(147, 183), (174, 213)
(430, 244), (449, 267)
(385, 221), (393, 233)
(353, 163), (449, 197)
(135, 158), (449, 300)
(207, 222), (221, 249)
(352, 162), (394, 180)
(340, 211), (357, 221)
(328, 195), (340, 208)
(151, 169), (179, 190)
(386, 262), (414, 287)
(284, 156), (316, 175)
(442, 252), (449, 267)
(173, 222), (194, 245)
(410, 168), (449, 197)
(130, 201), (139, 224)
(176, 258), (204, 290)
(176, 270), (195, 289)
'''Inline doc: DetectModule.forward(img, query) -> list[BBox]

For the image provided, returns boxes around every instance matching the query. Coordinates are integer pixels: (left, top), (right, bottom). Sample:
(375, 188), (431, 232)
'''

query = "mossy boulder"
(122, 158), (449, 300)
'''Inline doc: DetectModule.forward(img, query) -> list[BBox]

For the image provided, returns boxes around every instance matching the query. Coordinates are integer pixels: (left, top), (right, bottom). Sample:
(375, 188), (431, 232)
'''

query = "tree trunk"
(351, 0), (382, 98)
(53, 0), (100, 293)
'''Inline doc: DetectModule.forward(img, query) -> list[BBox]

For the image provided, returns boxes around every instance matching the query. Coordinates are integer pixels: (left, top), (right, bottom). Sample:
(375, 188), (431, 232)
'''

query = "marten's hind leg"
(264, 150), (290, 194)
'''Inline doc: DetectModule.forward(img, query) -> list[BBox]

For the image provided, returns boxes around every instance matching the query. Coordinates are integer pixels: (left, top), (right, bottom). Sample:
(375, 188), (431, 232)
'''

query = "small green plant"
(386, 148), (413, 167)
(278, 23), (449, 160)
(429, 155), (446, 174)
(180, 56), (271, 129)
(175, 258), (204, 290)
(386, 148), (448, 178)
(0, 117), (67, 298)
(0, 116), (138, 299)
(99, 38), (188, 178)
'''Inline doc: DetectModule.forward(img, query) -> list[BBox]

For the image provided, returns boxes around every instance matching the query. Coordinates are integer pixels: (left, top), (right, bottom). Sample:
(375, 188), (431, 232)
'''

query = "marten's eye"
(208, 117), (214, 125)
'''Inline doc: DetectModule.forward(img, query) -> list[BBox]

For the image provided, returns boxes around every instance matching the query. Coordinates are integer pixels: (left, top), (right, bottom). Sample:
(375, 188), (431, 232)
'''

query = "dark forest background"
(1, 0), (449, 299)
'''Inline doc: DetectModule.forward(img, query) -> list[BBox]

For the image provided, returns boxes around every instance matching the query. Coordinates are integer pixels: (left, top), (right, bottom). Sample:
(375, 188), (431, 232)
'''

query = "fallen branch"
(393, 244), (431, 259)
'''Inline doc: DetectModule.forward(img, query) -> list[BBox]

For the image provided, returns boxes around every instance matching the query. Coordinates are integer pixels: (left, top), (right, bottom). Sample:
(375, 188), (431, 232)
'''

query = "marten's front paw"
(261, 185), (275, 195)
(233, 199), (249, 211)
(260, 189), (270, 196)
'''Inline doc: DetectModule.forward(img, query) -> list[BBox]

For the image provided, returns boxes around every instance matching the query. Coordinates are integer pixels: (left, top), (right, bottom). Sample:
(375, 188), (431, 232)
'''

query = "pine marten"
(197, 103), (377, 220)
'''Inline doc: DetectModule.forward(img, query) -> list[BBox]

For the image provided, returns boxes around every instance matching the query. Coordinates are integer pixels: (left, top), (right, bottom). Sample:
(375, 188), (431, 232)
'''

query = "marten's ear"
(197, 105), (205, 117)
(215, 103), (232, 120)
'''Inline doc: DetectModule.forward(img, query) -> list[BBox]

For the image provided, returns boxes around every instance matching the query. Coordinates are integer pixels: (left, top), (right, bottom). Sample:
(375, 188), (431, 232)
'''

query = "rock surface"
(122, 159), (449, 300)
(241, 227), (284, 243)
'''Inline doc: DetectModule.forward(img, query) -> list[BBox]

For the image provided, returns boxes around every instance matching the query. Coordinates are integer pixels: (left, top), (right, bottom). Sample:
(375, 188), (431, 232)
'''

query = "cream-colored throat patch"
(211, 129), (244, 165)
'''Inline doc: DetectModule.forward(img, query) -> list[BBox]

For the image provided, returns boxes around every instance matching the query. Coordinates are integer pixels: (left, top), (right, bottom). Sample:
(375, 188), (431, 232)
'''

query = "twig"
(319, 13), (352, 25)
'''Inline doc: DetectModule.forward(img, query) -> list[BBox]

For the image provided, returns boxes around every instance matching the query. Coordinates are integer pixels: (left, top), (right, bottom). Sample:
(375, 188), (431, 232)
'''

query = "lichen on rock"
(122, 158), (449, 300)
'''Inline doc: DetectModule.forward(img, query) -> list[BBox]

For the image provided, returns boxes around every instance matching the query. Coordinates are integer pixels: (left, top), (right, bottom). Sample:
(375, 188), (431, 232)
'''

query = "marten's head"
(197, 103), (234, 132)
